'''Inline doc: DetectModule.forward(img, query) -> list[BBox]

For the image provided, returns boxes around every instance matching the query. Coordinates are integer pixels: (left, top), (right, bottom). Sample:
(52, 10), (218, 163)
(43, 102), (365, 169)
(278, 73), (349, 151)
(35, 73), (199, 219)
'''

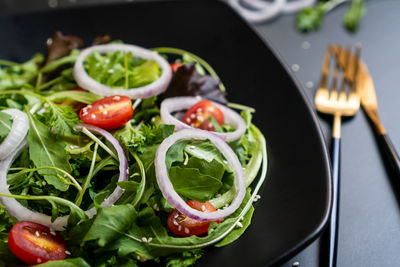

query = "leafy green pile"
(0, 34), (267, 267)
(85, 51), (161, 89)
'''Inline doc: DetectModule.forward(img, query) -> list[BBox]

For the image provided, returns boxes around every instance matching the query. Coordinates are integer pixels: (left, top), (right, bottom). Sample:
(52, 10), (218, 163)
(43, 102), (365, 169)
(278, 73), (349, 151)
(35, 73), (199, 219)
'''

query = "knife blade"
(335, 45), (400, 181)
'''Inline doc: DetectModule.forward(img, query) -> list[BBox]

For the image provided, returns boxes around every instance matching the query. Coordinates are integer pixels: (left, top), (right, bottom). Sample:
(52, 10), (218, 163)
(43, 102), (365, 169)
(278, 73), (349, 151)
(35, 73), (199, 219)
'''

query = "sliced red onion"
(0, 125), (128, 230)
(228, 0), (286, 23)
(160, 96), (246, 142)
(155, 129), (246, 221)
(73, 43), (172, 99)
(281, 0), (316, 13)
(75, 124), (128, 218)
(242, 0), (316, 14)
(0, 141), (69, 230)
(0, 109), (29, 160)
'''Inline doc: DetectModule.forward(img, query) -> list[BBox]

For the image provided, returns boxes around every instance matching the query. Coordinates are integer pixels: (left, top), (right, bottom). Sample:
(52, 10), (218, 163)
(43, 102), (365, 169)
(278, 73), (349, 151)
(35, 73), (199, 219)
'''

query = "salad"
(0, 31), (267, 267)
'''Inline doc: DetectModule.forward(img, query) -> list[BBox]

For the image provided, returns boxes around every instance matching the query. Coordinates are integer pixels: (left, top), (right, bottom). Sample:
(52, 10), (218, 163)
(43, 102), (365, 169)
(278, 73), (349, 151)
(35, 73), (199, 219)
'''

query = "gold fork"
(315, 44), (361, 267)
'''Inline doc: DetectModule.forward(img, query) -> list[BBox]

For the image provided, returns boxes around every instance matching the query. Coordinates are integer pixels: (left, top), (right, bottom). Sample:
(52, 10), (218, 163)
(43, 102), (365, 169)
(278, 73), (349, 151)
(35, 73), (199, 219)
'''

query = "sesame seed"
(178, 225), (182, 231)
(153, 204), (159, 211)
(104, 104), (110, 108)
(197, 108), (203, 113)
(65, 250), (71, 255)
(113, 96), (121, 101)
(87, 105), (92, 109)
(208, 123), (213, 128)
(236, 222), (243, 228)
(186, 118), (191, 123)
(37, 258), (42, 264)
(197, 115), (204, 121)
(190, 114), (196, 119)
(42, 181), (46, 186)
(148, 237), (152, 242)
(292, 261), (300, 267)
(174, 213), (179, 218)
(99, 105), (104, 110)
(50, 230), (56, 236)
(35, 231), (40, 237)
(184, 227), (190, 234)
(173, 220), (179, 226)
(201, 205), (206, 212)
(103, 110), (108, 115)
(141, 237), (147, 242)
(91, 114), (96, 119)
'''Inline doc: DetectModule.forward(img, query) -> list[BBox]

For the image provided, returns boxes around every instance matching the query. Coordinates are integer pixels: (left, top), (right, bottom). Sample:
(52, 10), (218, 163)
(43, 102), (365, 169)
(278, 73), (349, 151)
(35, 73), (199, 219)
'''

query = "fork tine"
(350, 44), (362, 94)
(319, 44), (333, 91)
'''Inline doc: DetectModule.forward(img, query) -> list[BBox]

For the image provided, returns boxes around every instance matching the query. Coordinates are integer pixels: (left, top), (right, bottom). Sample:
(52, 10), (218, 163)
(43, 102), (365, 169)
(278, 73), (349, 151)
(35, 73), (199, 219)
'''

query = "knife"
(335, 45), (400, 181)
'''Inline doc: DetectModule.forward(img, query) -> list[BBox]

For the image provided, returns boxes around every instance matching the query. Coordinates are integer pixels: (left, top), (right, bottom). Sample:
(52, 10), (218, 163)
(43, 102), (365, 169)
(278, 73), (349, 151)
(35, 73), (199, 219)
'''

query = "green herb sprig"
(296, 0), (365, 33)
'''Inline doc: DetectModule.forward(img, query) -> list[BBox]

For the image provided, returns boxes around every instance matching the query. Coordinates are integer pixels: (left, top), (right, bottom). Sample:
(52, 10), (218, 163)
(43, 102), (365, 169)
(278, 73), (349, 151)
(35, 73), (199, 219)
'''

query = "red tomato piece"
(8, 221), (67, 265)
(170, 62), (183, 72)
(79, 95), (133, 130)
(167, 200), (219, 237)
(182, 100), (224, 131)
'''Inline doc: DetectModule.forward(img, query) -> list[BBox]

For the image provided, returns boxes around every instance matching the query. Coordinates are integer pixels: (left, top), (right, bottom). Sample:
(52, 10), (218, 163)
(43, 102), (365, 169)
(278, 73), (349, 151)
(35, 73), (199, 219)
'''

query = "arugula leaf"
(0, 53), (43, 90)
(0, 112), (12, 143)
(215, 205), (254, 247)
(47, 90), (102, 104)
(27, 111), (72, 191)
(35, 258), (90, 267)
(84, 51), (161, 89)
(169, 164), (223, 202)
(165, 250), (203, 267)
(43, 102), (80, 135)
(81, 204), (136, 247)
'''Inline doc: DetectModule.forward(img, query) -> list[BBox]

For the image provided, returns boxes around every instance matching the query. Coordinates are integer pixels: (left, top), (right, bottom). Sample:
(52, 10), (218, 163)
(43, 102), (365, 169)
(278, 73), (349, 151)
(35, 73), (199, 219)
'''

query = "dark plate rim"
(0, 0), (333, 265)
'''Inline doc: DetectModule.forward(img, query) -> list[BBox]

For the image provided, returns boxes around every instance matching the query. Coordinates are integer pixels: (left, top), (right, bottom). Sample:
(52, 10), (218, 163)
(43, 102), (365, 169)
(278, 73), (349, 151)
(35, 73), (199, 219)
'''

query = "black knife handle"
(378, 134), (400, 179)
(322, 137), (340, 267)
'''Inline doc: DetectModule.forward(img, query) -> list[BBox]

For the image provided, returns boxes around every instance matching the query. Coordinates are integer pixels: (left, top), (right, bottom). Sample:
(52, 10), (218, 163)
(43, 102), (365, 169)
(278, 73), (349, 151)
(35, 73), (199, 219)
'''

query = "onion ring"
(160, 96), (246, 142)
(155, 129), (246, 221)
(0, 125), (128, 230)
(73, 43), (172, 99)
(0, 109), (29, 160)
(228, 0), (286, 23)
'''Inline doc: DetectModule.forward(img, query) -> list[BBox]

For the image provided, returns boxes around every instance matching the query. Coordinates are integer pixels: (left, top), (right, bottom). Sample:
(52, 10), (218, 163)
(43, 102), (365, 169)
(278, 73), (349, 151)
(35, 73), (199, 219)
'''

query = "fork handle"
(323, 137), (341, 267)
(378, 134), (400, 181)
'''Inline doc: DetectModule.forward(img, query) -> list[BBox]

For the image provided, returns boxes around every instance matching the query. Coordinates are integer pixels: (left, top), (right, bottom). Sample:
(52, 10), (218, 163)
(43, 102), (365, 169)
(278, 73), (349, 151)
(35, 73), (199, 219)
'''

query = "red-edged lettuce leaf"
(161, 62), (228, 105)
(45, 31), (83, 64)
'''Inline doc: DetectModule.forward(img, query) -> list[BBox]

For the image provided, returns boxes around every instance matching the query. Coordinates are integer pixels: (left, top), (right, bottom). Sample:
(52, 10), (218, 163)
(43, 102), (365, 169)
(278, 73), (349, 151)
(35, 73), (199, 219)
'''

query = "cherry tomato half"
(79, 95), (133, 130)
(167, 200), (219, 237)
(182, 100), (224, 131)
(170, 62), (183, 72)
(8, 221), (67, 265)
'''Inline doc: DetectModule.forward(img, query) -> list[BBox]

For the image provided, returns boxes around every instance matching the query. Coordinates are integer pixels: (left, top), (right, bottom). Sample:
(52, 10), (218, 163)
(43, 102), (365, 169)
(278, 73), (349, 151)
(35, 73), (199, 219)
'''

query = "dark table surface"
(1, 1), (400, 266)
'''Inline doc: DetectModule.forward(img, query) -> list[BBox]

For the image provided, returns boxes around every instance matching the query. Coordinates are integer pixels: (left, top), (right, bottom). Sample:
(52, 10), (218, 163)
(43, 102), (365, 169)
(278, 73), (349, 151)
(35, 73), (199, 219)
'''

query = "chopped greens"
(84, 51), (161, 89)
(296, 0), (365, 33)
(0, 34), (267, 267)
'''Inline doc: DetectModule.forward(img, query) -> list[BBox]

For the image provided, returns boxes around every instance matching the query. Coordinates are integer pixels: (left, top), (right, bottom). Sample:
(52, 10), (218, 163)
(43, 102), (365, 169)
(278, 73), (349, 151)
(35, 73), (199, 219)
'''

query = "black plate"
(0, 1), (331, 266)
